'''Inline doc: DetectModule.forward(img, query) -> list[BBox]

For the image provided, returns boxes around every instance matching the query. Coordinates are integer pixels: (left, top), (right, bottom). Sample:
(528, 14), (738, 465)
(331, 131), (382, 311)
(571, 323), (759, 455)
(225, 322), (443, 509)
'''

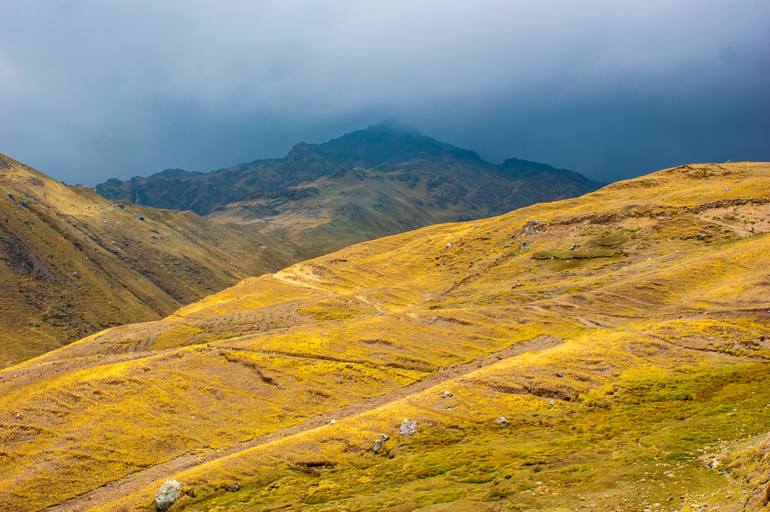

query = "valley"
(3, 3), (767, 511)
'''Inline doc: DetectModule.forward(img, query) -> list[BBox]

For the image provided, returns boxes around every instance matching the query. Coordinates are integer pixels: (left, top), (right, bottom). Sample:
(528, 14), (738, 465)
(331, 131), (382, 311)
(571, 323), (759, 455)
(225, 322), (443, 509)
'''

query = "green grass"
(181, 362), (769, 512)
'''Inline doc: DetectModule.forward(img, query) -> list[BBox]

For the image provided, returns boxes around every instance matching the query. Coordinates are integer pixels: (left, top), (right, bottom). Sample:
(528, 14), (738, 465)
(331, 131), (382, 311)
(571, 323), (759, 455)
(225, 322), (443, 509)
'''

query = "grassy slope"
(0, 154), (294, 366)
(0, 162), (768, 511)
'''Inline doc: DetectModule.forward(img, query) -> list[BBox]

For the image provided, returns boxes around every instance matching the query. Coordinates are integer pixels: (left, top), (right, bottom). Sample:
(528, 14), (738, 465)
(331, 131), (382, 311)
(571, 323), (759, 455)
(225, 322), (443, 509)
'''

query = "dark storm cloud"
(1, 0), (768, 184)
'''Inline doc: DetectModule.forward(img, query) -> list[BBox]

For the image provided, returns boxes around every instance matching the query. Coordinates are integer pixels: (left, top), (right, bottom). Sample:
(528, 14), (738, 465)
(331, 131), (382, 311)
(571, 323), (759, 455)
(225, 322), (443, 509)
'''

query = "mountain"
(97, 122), (602, 256)
(2, 162), (768, 511)
(0, 154), (294, 367)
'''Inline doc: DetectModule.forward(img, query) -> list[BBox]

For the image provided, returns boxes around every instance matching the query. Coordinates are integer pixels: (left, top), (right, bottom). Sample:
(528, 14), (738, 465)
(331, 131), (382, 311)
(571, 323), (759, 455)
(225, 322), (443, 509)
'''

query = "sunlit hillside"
(0, 154), (294, 366)
(1, 162), (768, 511)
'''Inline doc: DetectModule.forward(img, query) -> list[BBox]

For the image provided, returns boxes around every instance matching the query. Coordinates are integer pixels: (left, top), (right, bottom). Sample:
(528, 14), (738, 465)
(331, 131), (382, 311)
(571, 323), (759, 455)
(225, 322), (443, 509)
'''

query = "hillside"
(97, 122), (601, 256)
(0, 154), (294, 366)
(1, 162), (769, 511)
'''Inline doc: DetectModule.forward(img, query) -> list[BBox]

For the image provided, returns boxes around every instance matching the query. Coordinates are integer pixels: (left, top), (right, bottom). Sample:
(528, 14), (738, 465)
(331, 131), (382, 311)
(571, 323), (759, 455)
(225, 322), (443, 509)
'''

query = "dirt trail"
(271, 269), (327, 292)
(42, 335), (560, 512)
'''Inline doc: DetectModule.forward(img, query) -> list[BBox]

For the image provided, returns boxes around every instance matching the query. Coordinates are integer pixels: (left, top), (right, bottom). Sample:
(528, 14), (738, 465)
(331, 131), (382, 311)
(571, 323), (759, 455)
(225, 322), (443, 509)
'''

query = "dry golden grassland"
(0, 162), (768, 511)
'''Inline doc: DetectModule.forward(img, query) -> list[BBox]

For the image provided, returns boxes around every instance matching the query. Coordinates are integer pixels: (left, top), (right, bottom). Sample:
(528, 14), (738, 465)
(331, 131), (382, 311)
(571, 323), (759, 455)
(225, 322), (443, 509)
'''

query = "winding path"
(42, 334), (561, 512)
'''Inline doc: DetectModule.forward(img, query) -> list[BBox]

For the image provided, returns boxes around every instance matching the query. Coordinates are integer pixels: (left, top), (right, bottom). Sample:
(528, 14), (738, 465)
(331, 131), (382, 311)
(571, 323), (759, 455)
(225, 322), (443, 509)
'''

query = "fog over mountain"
(1, 0), (768, 184)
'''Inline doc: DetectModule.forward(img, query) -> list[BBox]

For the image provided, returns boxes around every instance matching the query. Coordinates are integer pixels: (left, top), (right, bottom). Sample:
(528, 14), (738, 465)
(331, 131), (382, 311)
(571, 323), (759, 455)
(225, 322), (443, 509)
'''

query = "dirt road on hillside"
(42, 334), (561, 512)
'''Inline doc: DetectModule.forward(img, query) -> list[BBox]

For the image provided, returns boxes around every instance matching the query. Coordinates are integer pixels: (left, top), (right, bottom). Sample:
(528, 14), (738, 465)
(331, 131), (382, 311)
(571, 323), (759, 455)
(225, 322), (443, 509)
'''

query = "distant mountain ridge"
(97, 122), (602, 256)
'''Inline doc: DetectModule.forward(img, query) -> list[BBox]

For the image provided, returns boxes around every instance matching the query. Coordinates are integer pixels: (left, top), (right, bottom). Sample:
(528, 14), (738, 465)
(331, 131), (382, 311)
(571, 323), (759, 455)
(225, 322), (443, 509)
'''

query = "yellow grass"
(0, 162), (768, 511)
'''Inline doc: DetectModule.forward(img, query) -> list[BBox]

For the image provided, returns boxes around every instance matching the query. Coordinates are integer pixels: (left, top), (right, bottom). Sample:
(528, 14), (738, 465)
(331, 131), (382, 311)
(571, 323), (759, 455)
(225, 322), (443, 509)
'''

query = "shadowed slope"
(0, 154), (294, 366)
(1, 162), (768, 511)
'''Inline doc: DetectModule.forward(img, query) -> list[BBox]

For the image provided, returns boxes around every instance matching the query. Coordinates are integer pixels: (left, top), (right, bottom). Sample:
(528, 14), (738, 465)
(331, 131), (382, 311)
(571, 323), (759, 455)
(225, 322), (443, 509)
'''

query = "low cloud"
(1, 0), (768, 183)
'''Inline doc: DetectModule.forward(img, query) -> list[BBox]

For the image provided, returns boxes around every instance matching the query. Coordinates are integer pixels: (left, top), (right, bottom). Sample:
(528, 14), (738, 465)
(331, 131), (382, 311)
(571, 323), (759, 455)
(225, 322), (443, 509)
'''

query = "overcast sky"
(1, 0), (768, 184)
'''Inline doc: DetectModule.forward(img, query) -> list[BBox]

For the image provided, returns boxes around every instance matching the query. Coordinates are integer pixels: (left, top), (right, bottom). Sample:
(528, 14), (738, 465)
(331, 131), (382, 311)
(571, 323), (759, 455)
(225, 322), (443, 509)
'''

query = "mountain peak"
(366, 119), (422, 135)
(96, 123), (598, 236)
(303, 121), (480, 167)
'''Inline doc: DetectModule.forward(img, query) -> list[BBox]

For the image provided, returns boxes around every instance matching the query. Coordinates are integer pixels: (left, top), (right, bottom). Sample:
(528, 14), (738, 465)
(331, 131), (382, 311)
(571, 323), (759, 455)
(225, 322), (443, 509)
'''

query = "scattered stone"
(556, 372), (564, 378)
(5, 192), (14, 201)
(400, 418), (418, 436)
(495, 416), (509, 425)
(155, 480), (182, 512)
(570, 244), (578, 251)
(440, 390), (453, 399)
(24, 176), (42, 188)
(133, 213), (145, 221)
(329, 419), (336, 425)
(522, 221), (540, 236)
(372, 433), (390, 453)
(548, 399), (556, 407)
(445, 242), (453, 249)
(225, 482), (240, 492)
(520, 240), (531, 250)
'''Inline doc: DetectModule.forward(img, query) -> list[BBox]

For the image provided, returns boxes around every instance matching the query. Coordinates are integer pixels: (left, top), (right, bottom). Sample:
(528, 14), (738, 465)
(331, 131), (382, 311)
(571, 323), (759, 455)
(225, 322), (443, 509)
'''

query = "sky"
(1, 0), (769, 185)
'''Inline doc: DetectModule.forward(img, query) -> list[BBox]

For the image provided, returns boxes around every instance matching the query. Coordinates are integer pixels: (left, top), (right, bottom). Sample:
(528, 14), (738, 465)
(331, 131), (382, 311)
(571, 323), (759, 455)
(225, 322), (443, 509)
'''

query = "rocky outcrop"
(154, 480), (182, 512)
(400, 419), (418, 436)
